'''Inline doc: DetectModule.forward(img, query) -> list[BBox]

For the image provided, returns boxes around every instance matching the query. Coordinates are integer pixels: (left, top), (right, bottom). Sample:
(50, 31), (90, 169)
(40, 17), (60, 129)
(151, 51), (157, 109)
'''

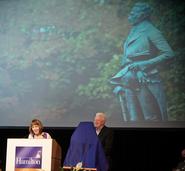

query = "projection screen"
(0, 0), (185, 127)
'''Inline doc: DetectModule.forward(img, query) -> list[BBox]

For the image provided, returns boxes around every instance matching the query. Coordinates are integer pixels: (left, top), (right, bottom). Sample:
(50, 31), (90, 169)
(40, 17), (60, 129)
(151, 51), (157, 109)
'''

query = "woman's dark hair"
(29, 119), (43, 135)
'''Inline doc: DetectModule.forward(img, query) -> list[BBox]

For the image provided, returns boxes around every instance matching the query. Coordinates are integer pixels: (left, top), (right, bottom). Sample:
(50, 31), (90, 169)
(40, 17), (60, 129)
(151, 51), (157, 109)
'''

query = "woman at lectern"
(28, 119), (51, 139)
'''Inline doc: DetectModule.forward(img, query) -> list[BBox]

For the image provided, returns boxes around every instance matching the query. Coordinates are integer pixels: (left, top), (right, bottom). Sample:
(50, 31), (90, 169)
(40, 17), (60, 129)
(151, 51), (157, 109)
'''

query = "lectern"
(6, 138), (61, 171)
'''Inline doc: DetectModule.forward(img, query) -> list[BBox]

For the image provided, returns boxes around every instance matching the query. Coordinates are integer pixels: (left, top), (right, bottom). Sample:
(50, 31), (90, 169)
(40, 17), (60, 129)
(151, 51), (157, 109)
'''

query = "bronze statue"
(110, 2), (174, 121)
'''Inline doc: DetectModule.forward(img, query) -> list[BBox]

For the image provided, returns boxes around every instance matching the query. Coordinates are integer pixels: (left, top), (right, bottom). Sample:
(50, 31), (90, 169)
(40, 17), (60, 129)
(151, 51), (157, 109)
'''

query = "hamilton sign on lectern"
(6, 138), (61, 171)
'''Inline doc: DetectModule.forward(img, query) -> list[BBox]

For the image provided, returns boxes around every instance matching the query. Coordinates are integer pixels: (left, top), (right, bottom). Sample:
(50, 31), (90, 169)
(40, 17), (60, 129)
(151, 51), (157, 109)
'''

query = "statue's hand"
(113, 86), (125, 95)
(136, 71), (149, 83)
(129, 61), (151, 71)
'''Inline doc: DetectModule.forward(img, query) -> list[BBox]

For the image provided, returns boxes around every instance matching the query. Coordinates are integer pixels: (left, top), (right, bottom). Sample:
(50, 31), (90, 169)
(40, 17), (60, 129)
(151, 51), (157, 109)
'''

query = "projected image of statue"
(110, 2), (174, 121)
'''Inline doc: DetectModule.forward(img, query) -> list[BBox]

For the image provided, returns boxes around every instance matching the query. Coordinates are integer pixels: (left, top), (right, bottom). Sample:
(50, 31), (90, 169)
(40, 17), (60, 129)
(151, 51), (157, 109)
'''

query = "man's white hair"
(95, 112), (107, 121)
